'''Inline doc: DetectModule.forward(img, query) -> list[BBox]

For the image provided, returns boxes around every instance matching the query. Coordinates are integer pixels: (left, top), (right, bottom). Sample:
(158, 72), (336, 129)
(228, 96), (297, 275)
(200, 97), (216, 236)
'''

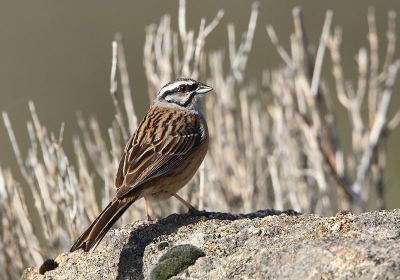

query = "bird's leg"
(172, 193), (196, 213)
(144, 197), (153, 221)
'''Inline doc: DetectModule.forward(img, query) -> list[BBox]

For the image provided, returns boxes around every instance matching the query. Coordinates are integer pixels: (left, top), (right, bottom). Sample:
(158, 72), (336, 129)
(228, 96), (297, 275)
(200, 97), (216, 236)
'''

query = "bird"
(70, 78), (213, 252)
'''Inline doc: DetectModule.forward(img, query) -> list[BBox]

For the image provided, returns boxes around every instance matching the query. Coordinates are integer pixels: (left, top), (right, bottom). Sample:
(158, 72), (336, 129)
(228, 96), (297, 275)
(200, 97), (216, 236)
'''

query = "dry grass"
(1, 1), (400, 279)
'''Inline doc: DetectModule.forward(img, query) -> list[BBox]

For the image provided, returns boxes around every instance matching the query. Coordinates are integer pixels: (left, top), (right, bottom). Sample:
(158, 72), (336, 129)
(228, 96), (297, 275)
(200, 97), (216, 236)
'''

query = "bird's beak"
(196, 83), (213, 94)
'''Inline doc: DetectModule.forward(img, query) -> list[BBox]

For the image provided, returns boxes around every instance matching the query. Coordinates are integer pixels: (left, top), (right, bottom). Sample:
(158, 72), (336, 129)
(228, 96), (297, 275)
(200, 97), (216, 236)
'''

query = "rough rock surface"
(22, 209), (400, 279)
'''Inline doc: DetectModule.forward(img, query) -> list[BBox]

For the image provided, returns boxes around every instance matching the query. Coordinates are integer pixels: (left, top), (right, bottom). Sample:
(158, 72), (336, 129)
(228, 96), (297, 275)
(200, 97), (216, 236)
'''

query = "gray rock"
(21, 209), (400, 279)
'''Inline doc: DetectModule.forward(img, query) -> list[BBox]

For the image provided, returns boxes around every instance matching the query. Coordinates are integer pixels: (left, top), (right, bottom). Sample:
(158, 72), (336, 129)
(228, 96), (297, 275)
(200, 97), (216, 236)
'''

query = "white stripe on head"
(158, 79), (197, 97)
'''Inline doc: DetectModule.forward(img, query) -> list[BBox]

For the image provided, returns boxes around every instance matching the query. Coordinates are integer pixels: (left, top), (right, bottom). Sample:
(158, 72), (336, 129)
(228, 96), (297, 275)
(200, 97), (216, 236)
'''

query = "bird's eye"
(179, 85), (187, 92)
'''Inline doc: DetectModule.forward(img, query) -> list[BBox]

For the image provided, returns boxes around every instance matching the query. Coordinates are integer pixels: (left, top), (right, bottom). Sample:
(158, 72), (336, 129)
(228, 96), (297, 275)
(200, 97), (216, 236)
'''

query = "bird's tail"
(70, 197), (137, 252)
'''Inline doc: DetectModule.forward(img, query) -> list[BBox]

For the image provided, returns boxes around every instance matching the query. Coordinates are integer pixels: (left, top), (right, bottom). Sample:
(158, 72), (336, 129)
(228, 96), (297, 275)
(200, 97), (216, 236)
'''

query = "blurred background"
(1, 0), (400, 210)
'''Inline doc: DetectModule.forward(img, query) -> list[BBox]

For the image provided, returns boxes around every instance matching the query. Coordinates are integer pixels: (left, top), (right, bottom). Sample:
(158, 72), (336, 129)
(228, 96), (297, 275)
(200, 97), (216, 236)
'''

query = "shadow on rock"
(116, 209), (299, 279)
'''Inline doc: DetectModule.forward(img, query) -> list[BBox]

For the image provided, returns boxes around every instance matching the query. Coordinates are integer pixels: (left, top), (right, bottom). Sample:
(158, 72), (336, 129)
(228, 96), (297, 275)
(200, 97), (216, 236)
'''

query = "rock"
(21, 209), (400, 279)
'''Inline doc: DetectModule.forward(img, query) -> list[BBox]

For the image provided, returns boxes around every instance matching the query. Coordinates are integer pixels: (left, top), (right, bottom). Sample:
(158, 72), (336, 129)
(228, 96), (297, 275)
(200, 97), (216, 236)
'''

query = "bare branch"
(203, 10), (225, 38)
(327, 27), (351, 109)
(353, 60), (400, 195)
(310, 10), (333, 99)
(266, 24), (292, 67)
(381, 10), (397, 78)
(178, 0), (187, 50)
(114, 33), (137, 134)
(368, 7), (379, 125)
(387, 107), (400, 131)
(110, 39), (128, 141)
(2, 112), (30, 183)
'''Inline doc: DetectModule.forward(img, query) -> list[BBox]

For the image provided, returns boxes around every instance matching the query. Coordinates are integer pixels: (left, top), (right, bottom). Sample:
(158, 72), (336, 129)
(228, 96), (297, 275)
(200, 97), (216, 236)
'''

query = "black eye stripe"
(158, 79), (201, 108)
(164, 85), (196, 95)
(178, 83), (198, 93)
(189, 84), (197, 91)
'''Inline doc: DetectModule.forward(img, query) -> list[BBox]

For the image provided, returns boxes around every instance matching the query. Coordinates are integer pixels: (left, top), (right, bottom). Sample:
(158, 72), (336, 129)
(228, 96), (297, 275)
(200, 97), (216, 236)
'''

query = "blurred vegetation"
(1, 1), (400, 279)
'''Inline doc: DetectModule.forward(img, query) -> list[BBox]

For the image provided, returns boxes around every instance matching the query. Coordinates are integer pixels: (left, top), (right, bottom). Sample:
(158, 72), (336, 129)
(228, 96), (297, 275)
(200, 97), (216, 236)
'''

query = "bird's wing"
(114, 119), (204, 199)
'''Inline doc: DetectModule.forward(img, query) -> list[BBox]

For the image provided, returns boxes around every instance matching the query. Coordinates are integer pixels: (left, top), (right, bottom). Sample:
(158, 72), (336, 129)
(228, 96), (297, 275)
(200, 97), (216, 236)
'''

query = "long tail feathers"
(70, 198), (136, 252)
